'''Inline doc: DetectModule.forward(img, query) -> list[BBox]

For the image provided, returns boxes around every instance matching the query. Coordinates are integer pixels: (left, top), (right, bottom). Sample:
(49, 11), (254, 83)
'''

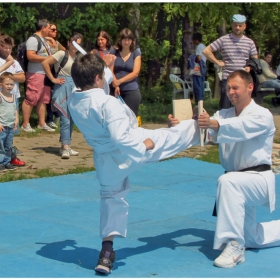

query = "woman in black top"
(110, 28), (141, 117)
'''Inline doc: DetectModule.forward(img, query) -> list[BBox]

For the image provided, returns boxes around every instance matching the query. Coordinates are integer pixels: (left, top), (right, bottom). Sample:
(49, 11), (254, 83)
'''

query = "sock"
(102, 241), (113, 252)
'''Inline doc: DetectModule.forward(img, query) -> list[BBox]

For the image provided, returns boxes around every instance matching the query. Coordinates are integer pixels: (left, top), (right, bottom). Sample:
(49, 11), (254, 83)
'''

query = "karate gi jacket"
(210, 100), (276, 212)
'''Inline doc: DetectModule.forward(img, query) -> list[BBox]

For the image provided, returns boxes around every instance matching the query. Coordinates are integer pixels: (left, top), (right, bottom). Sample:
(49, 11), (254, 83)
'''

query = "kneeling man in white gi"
(198, 69), (280, 268)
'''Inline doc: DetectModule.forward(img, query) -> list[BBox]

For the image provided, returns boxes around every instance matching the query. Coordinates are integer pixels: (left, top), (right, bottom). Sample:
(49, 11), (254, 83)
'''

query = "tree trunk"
(182, 14), (194, 80)
(214, 19), (227, 99)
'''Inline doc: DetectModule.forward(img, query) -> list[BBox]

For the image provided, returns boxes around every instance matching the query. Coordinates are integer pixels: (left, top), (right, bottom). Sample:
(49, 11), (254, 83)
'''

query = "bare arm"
(0, 54), (14, 73)
(58, 42), (66, 51)
(14, 109), (19, 131)
(42, 55), (65, 85)
(13, 72), (25, 83)
(27, 50), (49, 63)
(203, 45), (225, 67)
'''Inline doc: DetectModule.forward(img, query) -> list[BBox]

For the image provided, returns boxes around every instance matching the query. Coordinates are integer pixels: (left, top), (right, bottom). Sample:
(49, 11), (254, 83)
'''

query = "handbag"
(44, 66), (56, 88)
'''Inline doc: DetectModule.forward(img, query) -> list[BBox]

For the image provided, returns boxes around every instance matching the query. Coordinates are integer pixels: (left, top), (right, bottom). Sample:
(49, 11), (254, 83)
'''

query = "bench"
(254, 87), (275, 104)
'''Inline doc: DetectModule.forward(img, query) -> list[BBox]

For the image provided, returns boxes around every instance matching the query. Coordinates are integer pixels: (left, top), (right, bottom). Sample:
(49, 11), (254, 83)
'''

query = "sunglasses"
(51, 28), (57, 32)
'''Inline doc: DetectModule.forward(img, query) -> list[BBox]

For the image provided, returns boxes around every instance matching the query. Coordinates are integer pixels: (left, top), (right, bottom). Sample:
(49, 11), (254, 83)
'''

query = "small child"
(68, 53), (204, 275)
(0, 72), (18, 172)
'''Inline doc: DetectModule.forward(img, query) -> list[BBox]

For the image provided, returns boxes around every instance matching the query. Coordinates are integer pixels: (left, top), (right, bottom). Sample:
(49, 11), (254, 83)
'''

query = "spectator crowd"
(0, 18), (142, 169)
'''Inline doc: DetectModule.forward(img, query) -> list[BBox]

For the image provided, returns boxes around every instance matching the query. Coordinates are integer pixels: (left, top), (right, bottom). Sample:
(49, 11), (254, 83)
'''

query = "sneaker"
(95, 250), (115, 275)
(11, 146), (24, 156)
(61, 149), (70, 159)
(0, 165), (7, 173)
(68, 148), (79, 156)
(46, 121), (58, 129)
(10, 157), (26, 167)
(5, 164), (17, 171)
(21, 123), (35, 133)
(213, 240), (245, 268)
(37, 124), (55, 132)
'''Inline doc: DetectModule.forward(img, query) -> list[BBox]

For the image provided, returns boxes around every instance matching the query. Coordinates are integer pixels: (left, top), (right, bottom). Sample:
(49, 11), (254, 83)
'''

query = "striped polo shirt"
(210, 33), (258, 80)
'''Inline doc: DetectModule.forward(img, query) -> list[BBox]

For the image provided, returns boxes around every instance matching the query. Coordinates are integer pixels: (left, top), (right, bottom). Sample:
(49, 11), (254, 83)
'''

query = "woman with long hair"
(91, 30), (113, 58)
(42, 32), (83, 159)
(45, 23), (66, 129)
(110, 28), (141, 117)
(46, 23), (66, 55)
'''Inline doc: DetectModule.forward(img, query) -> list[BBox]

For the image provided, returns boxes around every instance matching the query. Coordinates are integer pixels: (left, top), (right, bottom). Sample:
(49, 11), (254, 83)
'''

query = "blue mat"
(0, 157), (280, 277)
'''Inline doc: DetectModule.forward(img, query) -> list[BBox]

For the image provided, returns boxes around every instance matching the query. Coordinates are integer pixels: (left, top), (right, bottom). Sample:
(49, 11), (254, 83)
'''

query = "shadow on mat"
(35, 228), (216, 272)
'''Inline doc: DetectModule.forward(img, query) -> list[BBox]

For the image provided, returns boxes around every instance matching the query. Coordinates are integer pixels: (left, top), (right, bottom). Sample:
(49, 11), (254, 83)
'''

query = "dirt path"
(8, 108), (280, 177)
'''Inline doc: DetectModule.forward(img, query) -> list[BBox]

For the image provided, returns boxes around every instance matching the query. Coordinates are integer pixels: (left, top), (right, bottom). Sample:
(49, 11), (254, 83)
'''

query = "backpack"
(17, 34), (42, 72)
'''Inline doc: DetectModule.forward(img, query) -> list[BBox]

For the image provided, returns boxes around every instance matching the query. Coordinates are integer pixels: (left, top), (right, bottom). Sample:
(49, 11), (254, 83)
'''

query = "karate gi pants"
(214, 170), (280, 250)
(100, 119), (200, 238)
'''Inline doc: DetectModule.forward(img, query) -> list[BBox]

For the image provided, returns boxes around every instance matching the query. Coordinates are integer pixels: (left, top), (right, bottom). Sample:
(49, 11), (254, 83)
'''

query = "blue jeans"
(0, 126), (14, 166)
(192, 75), (205, 103)
(261, 79), (280, 95)
(58, 110), (73, 145)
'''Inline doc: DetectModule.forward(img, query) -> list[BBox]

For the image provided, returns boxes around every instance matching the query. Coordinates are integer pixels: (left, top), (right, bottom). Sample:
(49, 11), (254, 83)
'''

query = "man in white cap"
(203, 14), (258, 109)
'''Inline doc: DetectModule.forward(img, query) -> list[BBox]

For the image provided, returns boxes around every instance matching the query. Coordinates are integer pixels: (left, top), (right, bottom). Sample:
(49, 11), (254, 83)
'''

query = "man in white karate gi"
(67, 53), (206, 275)
(198, 69), (280, 268)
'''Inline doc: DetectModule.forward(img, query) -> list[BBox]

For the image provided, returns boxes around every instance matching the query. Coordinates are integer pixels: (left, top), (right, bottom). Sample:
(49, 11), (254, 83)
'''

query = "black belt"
(225, 164), (271, 174)
(212, 164), (271, 217)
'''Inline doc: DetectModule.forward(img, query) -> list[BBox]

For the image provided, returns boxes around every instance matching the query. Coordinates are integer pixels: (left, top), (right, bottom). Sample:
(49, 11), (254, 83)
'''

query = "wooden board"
(172, 99), (193, 121)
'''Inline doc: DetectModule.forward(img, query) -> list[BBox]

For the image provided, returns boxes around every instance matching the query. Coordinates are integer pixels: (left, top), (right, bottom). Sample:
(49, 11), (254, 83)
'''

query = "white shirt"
(68, 88), (151, 185)
(210, 99), (276, 211)
(0, 58), (24, 98)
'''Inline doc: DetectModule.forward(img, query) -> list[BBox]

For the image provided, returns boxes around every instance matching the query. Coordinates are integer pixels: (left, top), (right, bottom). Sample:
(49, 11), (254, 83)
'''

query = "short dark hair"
(192, 32), (202, 42)
(0, 34), (14, 47)
(264, 51), (272, 57)
(71, 53), (105, 89)
(36, 19), (49, 31)
(69, 32), (83, 45)
(115, 28), (135, 52)
(0, 72), (14, 83)
(95, 31), (112, 50)
(227, 69), (253, 85)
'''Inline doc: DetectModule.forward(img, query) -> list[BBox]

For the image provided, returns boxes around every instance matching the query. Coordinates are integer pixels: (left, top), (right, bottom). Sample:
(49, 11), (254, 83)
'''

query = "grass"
(197, 145), (220, 164)
(0, 166), (95, 182)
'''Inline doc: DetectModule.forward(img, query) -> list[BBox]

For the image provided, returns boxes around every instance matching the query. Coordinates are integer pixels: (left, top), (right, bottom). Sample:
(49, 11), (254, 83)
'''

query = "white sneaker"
(37, 124), (55, 132)
(214, 240), (245, 268)
(60, 149), (70, 159)
(68, 148), (79, 156)
(21, 123), (35, 133)
(47, 121), (58, 129)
